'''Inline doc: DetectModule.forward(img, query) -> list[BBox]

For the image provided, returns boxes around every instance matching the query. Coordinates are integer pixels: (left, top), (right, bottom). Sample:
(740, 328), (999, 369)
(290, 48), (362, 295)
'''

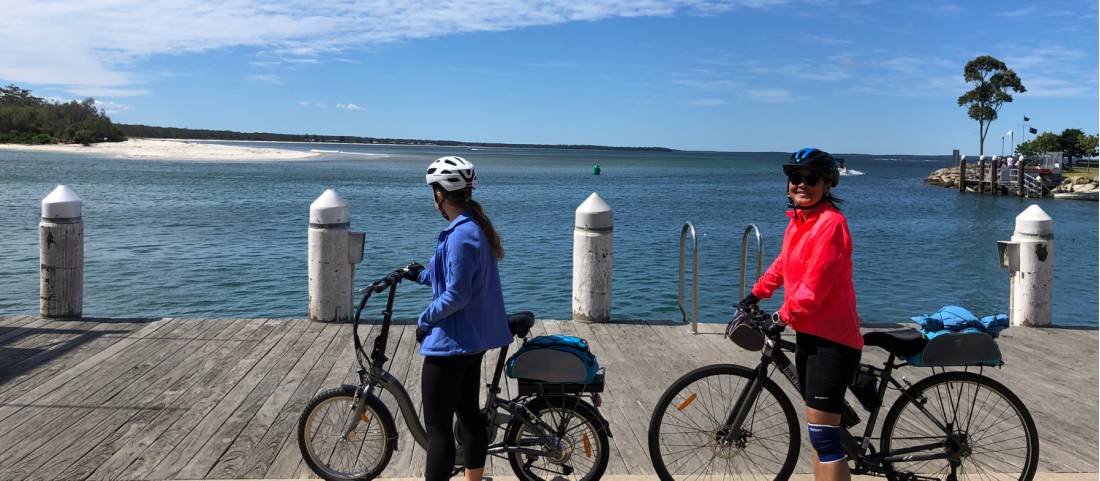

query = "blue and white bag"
(506, 335), (600, 384)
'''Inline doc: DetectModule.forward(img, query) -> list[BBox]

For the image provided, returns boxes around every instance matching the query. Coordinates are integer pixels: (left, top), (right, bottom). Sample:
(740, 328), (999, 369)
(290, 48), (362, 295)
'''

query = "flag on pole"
(1024, 116), (1030, 122)
(1006, 130), (1013, 136)
(1028, 127), (1038, 134)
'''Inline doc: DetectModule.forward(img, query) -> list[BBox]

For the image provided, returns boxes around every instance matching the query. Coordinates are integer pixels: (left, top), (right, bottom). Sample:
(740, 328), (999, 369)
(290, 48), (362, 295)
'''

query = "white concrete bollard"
(40, 185), (83, 319)
(997, 205), (1054, 327)
(308, 189), (365, 322)
(572, 193), (613, 323)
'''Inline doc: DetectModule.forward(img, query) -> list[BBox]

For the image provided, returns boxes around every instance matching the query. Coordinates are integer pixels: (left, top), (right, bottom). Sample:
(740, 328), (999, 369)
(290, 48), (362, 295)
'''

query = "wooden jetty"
(0, 316), (1095, 480)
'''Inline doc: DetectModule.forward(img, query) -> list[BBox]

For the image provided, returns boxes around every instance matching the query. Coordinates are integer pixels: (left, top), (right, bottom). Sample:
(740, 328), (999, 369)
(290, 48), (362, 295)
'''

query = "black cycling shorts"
(795, 332), (861, 413)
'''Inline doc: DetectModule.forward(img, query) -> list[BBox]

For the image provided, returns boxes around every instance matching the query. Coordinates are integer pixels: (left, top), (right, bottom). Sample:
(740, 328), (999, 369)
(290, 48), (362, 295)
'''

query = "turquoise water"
(0, 143), (1096, 326)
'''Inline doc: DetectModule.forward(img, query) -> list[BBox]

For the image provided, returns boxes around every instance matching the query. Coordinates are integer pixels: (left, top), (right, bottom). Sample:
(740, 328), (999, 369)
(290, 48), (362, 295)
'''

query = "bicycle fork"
(718, 360), (860, 461)
(341, 379), (377, 441)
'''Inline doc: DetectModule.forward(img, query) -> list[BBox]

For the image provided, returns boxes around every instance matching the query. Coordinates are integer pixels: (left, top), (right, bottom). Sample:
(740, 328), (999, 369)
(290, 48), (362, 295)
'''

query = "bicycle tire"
(503, 395), (611, 481)
(297, 385), (397, 481)
(648, 364), (800, 481)
(880, 371), (1039, 481)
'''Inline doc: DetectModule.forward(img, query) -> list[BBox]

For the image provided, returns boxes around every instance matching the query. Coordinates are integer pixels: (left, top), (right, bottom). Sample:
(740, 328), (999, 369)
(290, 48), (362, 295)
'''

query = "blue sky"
(2, 0), (1096, 154)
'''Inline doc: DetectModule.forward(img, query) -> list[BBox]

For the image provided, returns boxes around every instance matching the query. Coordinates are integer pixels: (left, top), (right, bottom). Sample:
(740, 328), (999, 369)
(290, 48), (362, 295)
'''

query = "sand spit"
(0, 138), (319, 161)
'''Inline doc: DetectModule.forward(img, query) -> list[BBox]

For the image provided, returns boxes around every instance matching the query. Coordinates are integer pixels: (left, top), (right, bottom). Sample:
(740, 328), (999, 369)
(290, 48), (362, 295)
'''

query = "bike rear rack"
(678, 222), (699, 333)
(739, 224), (764, 300)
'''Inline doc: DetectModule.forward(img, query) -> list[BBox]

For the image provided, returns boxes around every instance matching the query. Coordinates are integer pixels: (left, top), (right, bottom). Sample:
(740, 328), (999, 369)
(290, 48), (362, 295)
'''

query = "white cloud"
(1020, 75), (1095, 98)
(672, 78), (741, 90)
(686, 98), (726, 107)
(247, 74), (283, 84)
(744, 88), (792, 103)
(337, 102), (365, 111)
(94, 99), (132, 114)
(67, 87), (149, 97)
(298, 101), (328, 108)
(0, 0), (797, 96)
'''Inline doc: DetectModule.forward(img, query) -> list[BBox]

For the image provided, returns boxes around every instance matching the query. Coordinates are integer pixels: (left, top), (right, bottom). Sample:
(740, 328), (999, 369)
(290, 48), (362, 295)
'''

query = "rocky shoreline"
(924, 166), (1098, 200)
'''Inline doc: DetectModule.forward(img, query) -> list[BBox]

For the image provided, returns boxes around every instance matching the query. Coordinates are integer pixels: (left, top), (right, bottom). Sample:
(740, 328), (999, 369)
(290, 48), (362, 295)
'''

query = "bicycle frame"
(344, 269), (602, 461)
(720, 317), (964, 474)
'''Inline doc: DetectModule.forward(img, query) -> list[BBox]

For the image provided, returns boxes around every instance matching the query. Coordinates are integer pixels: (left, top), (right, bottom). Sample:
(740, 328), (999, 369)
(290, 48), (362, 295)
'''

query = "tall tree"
(1015, 131), (1061, 158)
(957, 55), (1026, 156)
(1059, 128), (1087, 165)
(1079, 133), (1099, 158)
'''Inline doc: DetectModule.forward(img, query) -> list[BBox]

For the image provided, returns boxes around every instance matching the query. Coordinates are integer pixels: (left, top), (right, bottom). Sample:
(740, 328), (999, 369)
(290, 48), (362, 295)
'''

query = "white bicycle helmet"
(425, 156), (477, 191)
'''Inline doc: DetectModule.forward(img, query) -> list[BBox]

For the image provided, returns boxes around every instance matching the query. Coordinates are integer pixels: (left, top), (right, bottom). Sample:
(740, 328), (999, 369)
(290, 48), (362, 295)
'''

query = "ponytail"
(465, 200), (505, 260)
(433, 185), (505, 260)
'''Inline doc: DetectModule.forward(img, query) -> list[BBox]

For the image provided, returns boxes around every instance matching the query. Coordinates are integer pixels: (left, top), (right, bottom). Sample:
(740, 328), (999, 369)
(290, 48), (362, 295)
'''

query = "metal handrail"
(678, 222), (699, 334)
(739, 224), (764, 300)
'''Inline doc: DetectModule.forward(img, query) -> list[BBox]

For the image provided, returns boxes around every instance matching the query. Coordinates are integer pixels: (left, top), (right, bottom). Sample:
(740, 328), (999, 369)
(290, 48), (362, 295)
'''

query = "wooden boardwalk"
(0, 315), (1095, 480)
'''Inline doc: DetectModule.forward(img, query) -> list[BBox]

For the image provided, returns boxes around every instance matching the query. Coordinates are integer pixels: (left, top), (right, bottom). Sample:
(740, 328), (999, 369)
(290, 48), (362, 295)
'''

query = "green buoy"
(593, 163), (601, 175)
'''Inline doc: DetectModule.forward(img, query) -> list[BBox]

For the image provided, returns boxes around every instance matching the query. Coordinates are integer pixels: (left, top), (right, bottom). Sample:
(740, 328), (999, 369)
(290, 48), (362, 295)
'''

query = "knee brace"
(807, 423), (847, 463)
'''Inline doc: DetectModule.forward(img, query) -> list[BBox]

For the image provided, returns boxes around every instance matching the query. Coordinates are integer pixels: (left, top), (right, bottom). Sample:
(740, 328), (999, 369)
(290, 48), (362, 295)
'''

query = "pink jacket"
(752, 204), (863, 349)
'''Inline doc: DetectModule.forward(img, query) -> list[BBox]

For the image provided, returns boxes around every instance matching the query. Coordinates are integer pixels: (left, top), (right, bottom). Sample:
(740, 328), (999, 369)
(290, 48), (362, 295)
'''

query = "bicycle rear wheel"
(503, 396), (610, 481)
(297, 386), (397, 481)
(881, 371), (1039, 481)
(648, 364), (800, 481)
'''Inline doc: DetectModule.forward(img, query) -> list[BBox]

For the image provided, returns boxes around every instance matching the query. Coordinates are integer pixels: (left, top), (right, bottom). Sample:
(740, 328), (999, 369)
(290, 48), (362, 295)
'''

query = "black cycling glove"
(402, 262), (424, 281)
(738, 293), (760, 311)
(416, 327), (429, 344)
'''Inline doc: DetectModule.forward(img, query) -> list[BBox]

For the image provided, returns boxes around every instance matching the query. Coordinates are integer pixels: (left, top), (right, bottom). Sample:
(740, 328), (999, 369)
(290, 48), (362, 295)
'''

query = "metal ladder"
(678, 222), (699, 333)
(740, 224), (764, 301)
(678, 222), (765, 334)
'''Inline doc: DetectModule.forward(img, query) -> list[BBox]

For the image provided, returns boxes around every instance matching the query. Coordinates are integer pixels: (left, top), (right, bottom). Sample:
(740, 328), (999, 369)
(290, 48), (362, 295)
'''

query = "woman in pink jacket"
(739, 148), (862, 481)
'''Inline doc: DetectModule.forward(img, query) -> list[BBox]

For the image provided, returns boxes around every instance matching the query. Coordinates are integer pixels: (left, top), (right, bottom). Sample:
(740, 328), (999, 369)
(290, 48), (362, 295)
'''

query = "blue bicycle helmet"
(783, 147), (839, 187)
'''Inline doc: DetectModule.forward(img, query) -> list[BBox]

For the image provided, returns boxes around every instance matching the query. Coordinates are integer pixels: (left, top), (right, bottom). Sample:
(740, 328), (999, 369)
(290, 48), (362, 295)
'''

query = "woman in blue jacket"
(404, 156), (513, 481)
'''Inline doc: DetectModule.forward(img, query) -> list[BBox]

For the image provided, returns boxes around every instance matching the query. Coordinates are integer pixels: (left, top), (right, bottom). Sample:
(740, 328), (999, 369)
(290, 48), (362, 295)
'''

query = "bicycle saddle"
(507, 311), (535, 338)
(862, 329), (927, 357)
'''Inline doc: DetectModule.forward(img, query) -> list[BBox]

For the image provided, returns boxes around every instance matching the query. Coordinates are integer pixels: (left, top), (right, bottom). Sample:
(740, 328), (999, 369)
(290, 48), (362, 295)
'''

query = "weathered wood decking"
(0, 315), (1095, 480)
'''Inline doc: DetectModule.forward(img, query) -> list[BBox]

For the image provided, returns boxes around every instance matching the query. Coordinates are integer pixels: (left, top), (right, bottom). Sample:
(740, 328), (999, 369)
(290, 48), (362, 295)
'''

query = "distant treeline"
(0, 85), (125, 145)
(117, 124), (675, 152)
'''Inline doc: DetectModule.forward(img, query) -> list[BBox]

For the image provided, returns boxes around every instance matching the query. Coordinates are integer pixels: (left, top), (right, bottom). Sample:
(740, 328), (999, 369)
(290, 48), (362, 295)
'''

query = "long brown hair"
(434, 185), (505, 260)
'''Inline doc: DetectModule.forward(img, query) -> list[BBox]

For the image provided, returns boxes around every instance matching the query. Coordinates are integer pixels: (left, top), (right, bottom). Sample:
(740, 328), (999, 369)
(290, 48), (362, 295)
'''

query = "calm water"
(0, 143), (1096, 326)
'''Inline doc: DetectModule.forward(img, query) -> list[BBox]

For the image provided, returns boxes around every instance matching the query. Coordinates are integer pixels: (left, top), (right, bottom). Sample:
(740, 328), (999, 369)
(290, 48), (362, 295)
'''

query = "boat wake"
(840, 169), (865, 176)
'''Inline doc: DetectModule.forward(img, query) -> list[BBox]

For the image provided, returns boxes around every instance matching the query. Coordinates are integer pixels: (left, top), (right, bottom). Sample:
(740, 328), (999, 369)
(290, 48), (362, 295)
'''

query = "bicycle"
(647, 306), (1039, 481)
(297, 265), (612, 481)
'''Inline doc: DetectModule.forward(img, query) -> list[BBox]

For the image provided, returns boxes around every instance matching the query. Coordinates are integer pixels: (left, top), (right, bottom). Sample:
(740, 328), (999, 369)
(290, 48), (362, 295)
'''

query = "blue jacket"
(416, 212), (513, 356)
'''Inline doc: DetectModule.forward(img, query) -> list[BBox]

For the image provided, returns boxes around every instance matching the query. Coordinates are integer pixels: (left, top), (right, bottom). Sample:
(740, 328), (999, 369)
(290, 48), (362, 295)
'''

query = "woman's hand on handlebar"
(737, 293), (760, 312)
(401, 262), (424, 281)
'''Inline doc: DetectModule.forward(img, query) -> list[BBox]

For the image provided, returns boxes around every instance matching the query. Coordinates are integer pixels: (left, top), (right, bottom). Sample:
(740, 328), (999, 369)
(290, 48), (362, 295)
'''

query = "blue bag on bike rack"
(506, 335), (600, 384)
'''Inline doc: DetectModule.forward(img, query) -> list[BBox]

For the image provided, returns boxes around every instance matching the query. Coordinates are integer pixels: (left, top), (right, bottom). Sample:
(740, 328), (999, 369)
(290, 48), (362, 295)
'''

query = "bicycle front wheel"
(297, 386), (397, 481)
(648, 364), (800, 481)
(881, 371), (1039, 481)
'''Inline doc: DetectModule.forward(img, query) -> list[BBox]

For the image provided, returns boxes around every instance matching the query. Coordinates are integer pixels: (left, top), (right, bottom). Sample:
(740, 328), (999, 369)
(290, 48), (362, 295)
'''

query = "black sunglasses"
(787, 173), (822, 187)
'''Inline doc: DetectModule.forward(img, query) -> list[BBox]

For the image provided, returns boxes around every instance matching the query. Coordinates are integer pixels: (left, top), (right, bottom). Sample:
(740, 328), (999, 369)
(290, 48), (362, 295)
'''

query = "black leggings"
(422, 351), (487, 481)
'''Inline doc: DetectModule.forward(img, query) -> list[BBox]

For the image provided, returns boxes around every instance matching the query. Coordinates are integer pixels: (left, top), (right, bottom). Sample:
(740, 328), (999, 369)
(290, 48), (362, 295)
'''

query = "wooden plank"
(552, 320), (631, 475)
(0, 318), (199, 478)
(0, 318), (172, 426)
(118, 319), (293, 479)
(0, 319), (146, 403)
(0, 318), (183, 443)
(27, 319), (234, 480)
(383, 323), (426, 477)
(145, 319), (310, 480)
(268, 320), (360, 479)
(234, 321), (343, 478)
(84, 318), (270, 480)
(52, 319), (246, 481)
(199, 320), (337, 479)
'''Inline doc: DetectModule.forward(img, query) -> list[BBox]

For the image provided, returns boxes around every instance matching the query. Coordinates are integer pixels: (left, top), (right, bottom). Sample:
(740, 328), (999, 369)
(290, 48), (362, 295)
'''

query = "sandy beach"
(0, 138), (319, 161)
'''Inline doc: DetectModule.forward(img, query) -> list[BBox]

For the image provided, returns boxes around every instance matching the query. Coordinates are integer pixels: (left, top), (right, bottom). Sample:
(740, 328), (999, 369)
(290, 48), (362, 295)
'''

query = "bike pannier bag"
(726, 311), (764, 351)
(506, 335), (600, 384)
(906, 330), (1004, 367)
